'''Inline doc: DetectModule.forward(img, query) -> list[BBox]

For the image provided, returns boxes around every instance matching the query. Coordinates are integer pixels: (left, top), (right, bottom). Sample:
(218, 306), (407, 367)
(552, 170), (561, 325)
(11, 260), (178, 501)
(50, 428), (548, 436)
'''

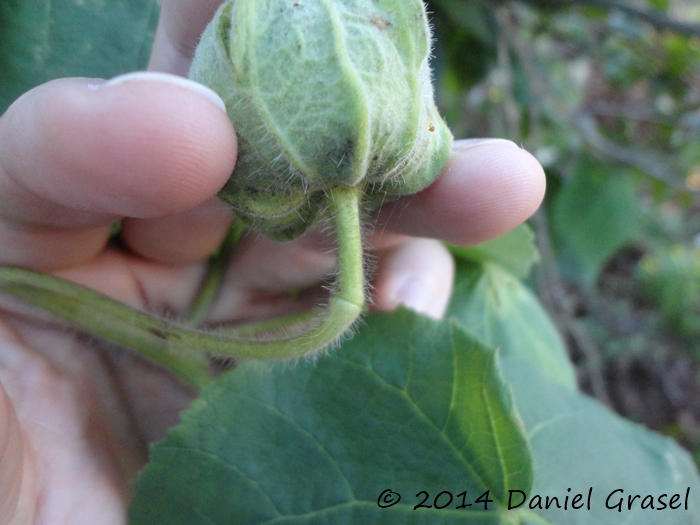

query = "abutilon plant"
(0, 0), (452, 387)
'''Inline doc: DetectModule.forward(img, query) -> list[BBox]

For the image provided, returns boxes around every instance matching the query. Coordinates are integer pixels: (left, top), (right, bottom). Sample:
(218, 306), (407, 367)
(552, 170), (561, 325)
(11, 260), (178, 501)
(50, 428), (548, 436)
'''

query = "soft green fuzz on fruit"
(190, 0), (453, 240)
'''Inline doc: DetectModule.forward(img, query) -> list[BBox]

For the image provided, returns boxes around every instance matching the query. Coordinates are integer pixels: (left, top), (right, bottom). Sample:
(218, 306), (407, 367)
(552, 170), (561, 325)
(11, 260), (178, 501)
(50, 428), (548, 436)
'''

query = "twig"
(506, 10), (613, 404)
(515, 0), (700, 38)
(496, 8), (523, 141)
(574, 113), (685, 189)
(532, 208), (613, 405)
(505, 5), (686, 188)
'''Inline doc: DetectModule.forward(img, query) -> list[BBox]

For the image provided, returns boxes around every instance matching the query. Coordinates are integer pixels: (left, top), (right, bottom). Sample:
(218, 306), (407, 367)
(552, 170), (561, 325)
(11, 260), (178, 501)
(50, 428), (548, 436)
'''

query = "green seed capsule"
(190, 0), (452, 240)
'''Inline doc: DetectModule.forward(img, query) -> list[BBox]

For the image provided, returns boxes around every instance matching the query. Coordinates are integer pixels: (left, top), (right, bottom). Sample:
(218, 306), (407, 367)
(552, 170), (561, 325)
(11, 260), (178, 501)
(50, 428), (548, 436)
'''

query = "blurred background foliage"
(427, 0), (700, 460)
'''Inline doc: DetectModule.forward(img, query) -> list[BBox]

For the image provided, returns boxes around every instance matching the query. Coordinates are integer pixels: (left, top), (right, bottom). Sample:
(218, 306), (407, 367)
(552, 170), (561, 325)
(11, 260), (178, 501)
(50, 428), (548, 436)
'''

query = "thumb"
(0, 383), (34, 525)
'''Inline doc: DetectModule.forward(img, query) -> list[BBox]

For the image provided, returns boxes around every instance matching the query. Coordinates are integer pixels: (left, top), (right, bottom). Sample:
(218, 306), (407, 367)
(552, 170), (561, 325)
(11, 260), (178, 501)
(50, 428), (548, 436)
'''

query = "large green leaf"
(501, 356), (700, 524)
(447, 258), (577, 390)
(130, 310), (533, 524)
(0, 0), (160, 113)
(130, 309), (700, 524)
(551, 157), (643, 287)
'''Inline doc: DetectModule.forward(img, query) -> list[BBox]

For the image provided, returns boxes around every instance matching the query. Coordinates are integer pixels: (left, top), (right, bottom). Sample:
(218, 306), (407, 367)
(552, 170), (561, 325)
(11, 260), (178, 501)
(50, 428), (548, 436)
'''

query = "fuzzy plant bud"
(190, 0), (453, 240)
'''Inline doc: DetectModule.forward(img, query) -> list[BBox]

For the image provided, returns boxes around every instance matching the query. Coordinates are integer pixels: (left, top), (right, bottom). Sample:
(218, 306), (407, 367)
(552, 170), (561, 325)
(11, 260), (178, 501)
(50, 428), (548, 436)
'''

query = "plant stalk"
(0, 184), (365, 387)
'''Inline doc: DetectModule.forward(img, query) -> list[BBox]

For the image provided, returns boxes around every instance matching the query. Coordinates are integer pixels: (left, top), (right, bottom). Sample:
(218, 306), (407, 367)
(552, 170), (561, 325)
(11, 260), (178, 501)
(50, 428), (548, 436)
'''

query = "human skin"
(0, 0), (546, 523)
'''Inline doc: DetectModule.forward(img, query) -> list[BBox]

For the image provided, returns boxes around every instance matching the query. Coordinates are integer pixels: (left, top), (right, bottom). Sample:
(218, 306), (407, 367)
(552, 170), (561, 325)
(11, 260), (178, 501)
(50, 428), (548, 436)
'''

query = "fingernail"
(102, 71), (226, 113)
(393, 278), (442, 320)
(453, 138), (520, 150)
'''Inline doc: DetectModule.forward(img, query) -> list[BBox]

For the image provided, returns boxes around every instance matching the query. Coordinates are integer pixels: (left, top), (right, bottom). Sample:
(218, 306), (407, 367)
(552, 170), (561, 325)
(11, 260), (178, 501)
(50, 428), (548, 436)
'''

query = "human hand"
(0, 1), (546, 523)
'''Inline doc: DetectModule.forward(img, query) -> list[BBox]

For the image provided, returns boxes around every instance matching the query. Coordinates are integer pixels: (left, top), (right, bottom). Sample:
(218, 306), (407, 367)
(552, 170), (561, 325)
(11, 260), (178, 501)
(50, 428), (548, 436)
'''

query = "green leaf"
(130, 309), (533, 524)
(551, 157), (643, 287)
(647, 0), (670, 11)
(130, 310), (700, 524)
(450, 224), (539, 280)
(0, 0), (160, 113)
(638, 244), (700, 338)
(501, 357), (700, 524)
(447, 259), (577, 390)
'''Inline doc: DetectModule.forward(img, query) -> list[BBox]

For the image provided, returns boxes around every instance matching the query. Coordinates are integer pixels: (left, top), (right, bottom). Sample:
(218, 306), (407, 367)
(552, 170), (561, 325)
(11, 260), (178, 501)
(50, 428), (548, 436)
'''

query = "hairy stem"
(186, 221), (246, 326)
(0, 185), (365, 387)
(0, 268), (213, 388)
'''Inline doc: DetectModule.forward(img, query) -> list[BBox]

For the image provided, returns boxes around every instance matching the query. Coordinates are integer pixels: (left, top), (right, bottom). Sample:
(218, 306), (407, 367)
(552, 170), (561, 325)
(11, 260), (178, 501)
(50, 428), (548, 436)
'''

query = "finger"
(116, 137), (539, 318)
(207, 231), (454, 325)
(0, 318), (146, 522)
(0, 221), (111, 272)
(0, 380), (34, 525)
(370, 238), (454, 320)
(376, 139), (546, 246)
(53, 228), (335, 325)
(0, 73), (236, 270)
(206, 231), (338, 324)
(149, 0), (225, 75)
(120, 197), (234, 264)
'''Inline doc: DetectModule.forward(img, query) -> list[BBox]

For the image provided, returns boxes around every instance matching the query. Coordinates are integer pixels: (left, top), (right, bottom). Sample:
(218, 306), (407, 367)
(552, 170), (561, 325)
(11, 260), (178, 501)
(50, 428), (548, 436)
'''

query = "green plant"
(0, 0), (452, 386)
(129, 229), (700, 524)
(638, 244), (700, 338)
(1, 1), (700, 524)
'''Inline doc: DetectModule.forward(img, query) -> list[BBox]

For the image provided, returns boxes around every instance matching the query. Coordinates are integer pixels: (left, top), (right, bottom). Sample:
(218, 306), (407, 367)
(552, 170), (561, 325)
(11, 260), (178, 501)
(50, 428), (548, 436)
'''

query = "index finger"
(149, 0), (225, 75)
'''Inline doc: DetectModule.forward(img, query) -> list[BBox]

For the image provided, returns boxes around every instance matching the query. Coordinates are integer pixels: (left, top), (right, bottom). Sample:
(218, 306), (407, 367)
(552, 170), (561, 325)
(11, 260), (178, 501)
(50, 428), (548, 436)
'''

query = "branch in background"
(574, 114), (686, 189)
(503, 7), (687, 189)
(532, 208), (613, 405)
(496, 8), (523, 141)
(498, 11), (614, 404)
(515, 0), (700, 39)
